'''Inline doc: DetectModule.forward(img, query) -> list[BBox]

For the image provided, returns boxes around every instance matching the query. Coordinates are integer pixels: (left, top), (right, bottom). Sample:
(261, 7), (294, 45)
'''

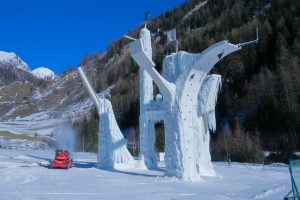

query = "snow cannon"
(52, 149), (73, 169)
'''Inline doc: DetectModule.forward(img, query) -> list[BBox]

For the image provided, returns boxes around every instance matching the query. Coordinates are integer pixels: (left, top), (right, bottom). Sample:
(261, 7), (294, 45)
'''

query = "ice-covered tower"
(78, 67), (135, 169)
(130, 27), (258, 180)
(138, 28), (156, 169)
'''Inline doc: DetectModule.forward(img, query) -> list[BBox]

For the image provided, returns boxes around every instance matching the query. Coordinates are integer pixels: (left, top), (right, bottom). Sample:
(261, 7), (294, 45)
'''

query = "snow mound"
(253, 185), (286, 199)
(32, 67), (56, 80)
(0, 51), (30, 71)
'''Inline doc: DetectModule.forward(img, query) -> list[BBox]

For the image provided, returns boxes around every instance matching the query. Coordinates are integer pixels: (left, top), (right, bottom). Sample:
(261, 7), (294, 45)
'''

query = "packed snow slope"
(0, 149), (291, 200)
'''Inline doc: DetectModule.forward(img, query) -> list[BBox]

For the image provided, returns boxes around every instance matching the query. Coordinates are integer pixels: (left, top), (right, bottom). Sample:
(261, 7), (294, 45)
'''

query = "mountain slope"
(0, 68), (93, 121)
(0, 51), (40, 87)
(78, 0), (300, 151)
(0, 51), (30, 71)
(0, 49), (100, 123)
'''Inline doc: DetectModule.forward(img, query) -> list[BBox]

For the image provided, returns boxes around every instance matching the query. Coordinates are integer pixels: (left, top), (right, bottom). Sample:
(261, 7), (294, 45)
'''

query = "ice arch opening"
(154, 121), (165, 154)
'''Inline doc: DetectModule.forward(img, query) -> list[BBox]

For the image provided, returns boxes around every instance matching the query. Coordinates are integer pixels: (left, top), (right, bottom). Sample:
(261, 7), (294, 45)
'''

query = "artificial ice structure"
(78, 67), (135, 169)
(130, 27), (258, 180)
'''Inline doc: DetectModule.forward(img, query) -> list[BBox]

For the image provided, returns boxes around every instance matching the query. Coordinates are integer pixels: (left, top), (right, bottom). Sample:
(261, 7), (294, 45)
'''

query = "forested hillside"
(0, 63), (41, 86)
(78, 0), (300, 161)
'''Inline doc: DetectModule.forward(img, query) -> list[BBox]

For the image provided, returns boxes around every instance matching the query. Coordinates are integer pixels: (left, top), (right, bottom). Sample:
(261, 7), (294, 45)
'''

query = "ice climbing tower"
(130, 27), (258, 180)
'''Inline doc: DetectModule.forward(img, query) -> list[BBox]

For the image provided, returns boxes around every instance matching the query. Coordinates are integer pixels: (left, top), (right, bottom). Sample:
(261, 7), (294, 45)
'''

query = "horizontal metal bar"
(237, 27), (259, 47)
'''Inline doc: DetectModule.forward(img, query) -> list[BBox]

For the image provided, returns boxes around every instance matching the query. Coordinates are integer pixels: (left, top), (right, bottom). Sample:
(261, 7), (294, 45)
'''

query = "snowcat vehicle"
(52, 149), (73, 169)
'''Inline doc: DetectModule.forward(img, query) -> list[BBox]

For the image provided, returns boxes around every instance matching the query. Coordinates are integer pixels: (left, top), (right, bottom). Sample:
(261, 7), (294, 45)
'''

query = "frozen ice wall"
(162, 52), (221, 179)
(78, 67), (134, 169)
(97, 98), (135, 169)
(162, 48), (233, 179)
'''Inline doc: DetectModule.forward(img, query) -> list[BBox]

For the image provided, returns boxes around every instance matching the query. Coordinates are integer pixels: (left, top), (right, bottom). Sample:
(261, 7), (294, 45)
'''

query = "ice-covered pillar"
(162, 42), (241, 180)
(138, 28), (156, 169)
(139, 28), (153, 107)
(78, 67), (135, 169)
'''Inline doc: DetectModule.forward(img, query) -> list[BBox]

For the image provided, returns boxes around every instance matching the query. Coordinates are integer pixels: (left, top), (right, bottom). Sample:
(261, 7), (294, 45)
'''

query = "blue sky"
(0, 0), (185, 74)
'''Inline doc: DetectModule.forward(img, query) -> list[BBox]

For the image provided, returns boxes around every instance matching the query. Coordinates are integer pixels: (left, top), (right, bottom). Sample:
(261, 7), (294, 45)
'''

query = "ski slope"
(0, 149), (290, 200)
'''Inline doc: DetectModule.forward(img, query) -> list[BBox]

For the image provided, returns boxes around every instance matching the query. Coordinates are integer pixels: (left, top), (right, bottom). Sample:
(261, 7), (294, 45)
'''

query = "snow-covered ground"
(0, 119), (66, 136)
(0, 138), (52, 150)
(0, 149), (291, 200)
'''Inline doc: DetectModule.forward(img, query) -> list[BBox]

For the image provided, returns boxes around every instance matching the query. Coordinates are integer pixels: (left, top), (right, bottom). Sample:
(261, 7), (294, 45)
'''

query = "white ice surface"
(97, 98), (135, 169)
(0, 149), (291, 200)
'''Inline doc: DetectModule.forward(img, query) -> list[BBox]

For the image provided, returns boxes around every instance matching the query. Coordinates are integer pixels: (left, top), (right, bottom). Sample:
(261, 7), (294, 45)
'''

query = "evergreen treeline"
(0, 64), (41, 86)
(77, 0), (300, 162)
(74, 107), (98, 152)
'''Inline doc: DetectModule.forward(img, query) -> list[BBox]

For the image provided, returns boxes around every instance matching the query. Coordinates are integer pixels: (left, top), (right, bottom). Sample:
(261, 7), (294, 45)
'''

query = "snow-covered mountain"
(0, 68), (93, 122)
(0, 51), (99, 149)
(32, 67), (56, 80)
(0, 51), (30, 72)
(0, 51), (94, 124)
(0, 52), (39, 87)
(0, 51), (56, 80)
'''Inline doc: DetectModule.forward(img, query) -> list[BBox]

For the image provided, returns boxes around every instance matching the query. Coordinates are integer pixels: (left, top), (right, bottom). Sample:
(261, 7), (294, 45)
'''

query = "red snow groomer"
(52, 149), (73, 169)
